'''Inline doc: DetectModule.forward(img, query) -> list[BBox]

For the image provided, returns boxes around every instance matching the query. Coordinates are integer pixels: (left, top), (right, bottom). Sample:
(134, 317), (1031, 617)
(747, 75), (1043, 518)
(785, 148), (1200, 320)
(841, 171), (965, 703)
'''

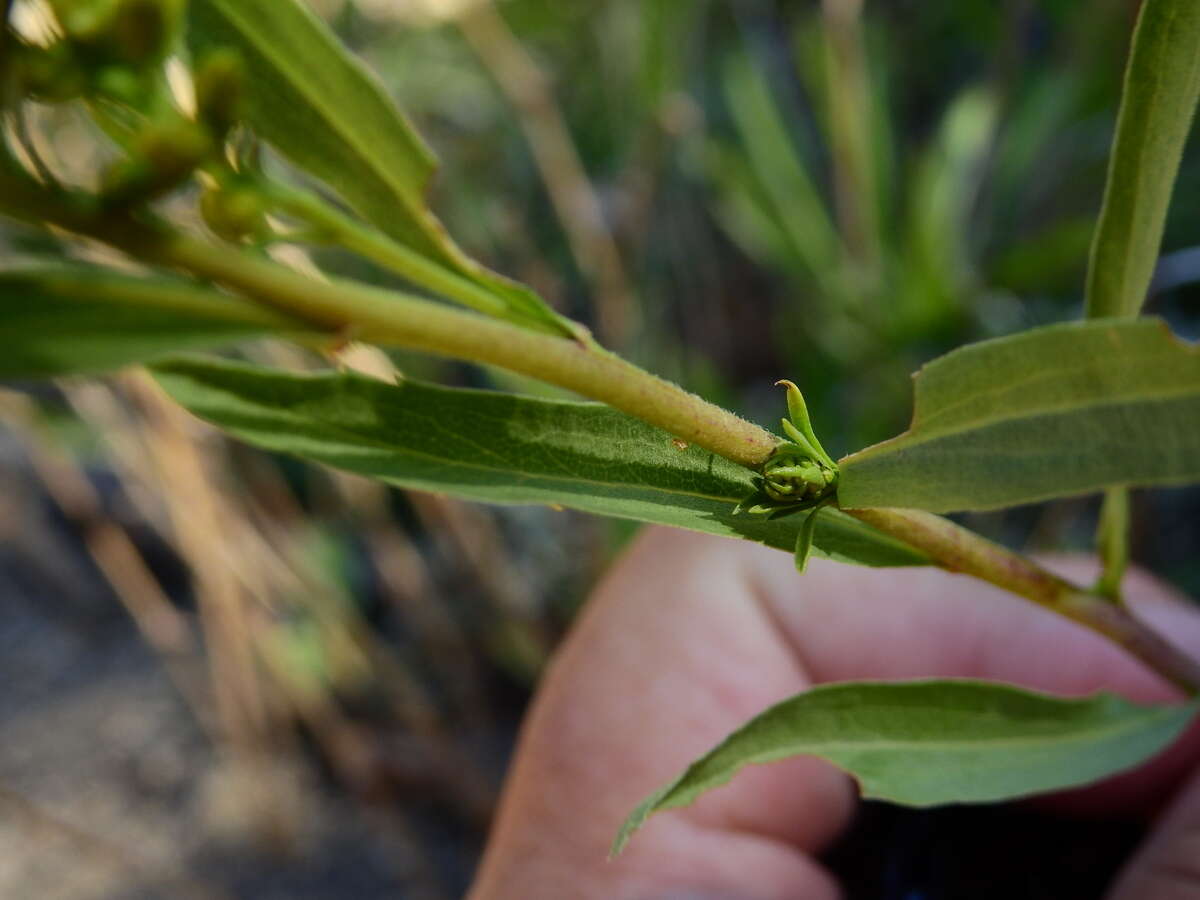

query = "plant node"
(734, 380), (841, 572)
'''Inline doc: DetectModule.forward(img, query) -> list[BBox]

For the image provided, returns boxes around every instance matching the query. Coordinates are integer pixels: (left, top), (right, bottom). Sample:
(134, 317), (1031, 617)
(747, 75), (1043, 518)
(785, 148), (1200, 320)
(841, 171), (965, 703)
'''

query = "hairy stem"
(260, 182), (522, 325)
(156, 235), (775, 465)
(0, 172), (776, 466)
(845, 507), (1200, 692)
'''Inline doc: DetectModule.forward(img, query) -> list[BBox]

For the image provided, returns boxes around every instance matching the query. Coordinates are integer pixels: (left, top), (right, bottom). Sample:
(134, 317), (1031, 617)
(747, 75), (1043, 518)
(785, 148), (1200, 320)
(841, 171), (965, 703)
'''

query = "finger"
(469, 527), (853, 900)
(1109, 761), (1200, 900)
(471, 528), (1200, 899)
(751, 553), (1189, 700)
(750, 549), (1200, 812)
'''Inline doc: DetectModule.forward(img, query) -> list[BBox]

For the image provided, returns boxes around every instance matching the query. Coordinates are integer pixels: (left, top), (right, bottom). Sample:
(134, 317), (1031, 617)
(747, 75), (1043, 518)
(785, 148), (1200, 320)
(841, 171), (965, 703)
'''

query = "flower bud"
(101, 116), (212, 206)
(144, 117), (209, 170)
(92, 64), (144, 105)
(194, 50), (244, 139)
(200, 180), (268, 243)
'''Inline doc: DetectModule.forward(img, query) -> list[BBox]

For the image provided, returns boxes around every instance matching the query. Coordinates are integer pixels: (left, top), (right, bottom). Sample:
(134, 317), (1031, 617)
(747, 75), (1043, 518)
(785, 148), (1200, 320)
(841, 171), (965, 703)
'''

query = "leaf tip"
(609, 799), (656, 858)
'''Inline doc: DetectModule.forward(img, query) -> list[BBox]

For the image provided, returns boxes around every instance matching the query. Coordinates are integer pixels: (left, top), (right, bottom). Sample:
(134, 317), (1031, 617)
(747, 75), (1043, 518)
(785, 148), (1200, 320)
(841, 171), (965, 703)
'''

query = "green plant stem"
(0, 169), (775, 464)
(258, 182), (526, 325)
(1096, 487), (1131, 600)
(36, 265), (314, 328)
(2, 184), (778, 469)
(845, 507), (1200, 692)
(156, 239), (776, 465)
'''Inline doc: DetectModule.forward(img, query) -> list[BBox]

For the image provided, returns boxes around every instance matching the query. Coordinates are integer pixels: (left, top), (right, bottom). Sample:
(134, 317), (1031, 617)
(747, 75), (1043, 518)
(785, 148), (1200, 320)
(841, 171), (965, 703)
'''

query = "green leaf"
(152, 356), (927, 568)
(721, 51), (840, 285)
(614, 679), (1198, 855)
(793, 506), (821, 573)
(1085, 0), (1200, 318)
(901, 87), (998, 331)
(837, 318), (1200, 512)
(0, 265), (310, 378)
(990, 217), (1095, 296)
(186, 0), (567, 335)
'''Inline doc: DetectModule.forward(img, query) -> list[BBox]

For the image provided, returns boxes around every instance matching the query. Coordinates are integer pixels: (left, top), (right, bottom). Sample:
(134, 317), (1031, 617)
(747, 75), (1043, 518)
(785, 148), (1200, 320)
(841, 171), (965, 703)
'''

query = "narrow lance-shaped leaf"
(837, 317), (1200, 512)
(1082, 0), (1200, 593)
(793, 505), (822, 573)
(614, 679), (1199, 855)
(0, 265), (312, 378)
(186, 0), (568, 336)
(722, 51), (840, 284)
(153, 356), (928, 568)
(1085, 0), (1200, 318)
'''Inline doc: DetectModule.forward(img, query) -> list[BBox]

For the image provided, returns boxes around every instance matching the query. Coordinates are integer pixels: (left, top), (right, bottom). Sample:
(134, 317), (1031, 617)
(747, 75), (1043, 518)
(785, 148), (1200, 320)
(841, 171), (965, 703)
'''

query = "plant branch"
(844, 507), (1200, 692)
(1095, 486), (1130, 600)
(0, 172), (776, 466)
(258, 181), (518, 324)
(157, 235), (775, 465)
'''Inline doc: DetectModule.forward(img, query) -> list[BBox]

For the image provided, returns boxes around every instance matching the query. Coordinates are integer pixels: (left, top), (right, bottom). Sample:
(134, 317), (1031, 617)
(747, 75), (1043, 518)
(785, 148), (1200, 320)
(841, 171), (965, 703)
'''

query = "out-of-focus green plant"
(702, 3), (1139, 452)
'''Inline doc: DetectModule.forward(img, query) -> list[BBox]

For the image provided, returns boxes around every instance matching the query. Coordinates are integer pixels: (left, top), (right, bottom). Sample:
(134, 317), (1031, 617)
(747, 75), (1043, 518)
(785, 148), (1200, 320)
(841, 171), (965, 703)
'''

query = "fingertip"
(1108, 758), (1200, 900)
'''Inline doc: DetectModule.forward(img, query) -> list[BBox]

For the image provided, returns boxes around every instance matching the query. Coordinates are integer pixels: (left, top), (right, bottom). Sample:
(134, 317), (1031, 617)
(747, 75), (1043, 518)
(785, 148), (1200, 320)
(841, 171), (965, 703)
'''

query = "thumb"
(1108, 759), (1200, 899)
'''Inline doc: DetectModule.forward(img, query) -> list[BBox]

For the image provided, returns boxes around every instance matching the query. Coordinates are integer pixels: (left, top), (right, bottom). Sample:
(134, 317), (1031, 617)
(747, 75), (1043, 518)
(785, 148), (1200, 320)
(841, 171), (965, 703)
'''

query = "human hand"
(469, 527), (1200, 899)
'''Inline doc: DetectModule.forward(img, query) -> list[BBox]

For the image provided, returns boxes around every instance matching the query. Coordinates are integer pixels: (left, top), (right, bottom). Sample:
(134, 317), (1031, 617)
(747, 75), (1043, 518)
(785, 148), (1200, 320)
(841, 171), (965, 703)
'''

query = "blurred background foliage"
(2, 0), (1199, 896)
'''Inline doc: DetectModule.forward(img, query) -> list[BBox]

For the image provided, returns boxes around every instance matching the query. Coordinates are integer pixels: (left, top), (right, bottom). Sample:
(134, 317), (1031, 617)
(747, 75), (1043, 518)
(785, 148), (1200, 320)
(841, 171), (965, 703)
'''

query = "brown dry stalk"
(458, 0), (639, 344)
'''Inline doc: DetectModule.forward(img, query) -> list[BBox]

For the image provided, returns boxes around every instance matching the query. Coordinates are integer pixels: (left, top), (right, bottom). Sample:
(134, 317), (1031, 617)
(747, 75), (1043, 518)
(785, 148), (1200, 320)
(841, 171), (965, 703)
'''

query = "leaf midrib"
(206, 391), (752, 507)
(710, 701), (1181, 757)
(849, 368), (1200, 462)
(1111, 3), (1170, 312)
(722, 717), (1175, 756)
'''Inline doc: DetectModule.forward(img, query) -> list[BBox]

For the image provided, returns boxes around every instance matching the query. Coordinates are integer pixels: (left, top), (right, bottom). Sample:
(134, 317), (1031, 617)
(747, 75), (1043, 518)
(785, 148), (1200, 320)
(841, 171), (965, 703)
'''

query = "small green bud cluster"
(735, 380), (841, 574)
(738, 379), (840, 513)
(199, 177), (268, 243)
(193, 49), (243, 139)
(762, 450), (836, 503)
(3, 1), (253, 214)
(7, 1), (182, 104)
(766, 378), (838, 498)
(101, 116), (214, 205)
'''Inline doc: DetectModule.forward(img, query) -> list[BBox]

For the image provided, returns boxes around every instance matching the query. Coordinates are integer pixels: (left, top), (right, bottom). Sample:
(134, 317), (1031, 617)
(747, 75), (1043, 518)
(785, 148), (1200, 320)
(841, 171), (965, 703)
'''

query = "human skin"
(465, 528), (1200, 900)
(468, 527), (1200, 900)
